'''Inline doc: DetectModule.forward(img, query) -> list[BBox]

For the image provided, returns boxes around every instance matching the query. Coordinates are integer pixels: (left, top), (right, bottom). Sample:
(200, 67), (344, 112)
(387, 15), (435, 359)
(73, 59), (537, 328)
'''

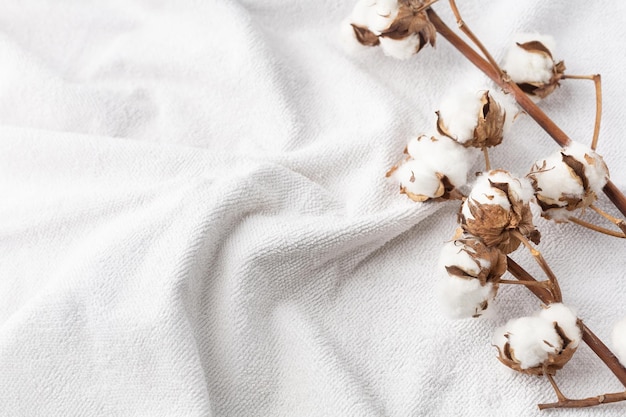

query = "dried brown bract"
(380, 2), (436, 53)
(459, 170), (539, 254)
(444, 235), (507, 286)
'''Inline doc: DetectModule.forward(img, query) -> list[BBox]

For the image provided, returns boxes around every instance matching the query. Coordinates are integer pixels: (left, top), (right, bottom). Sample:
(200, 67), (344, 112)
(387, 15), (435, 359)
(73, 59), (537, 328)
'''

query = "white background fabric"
(1, 0), (625, 415)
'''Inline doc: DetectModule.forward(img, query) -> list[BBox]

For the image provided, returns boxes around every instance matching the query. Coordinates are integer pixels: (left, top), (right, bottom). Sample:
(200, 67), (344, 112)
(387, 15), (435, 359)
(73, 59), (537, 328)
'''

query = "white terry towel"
(1, 0), (625, 416)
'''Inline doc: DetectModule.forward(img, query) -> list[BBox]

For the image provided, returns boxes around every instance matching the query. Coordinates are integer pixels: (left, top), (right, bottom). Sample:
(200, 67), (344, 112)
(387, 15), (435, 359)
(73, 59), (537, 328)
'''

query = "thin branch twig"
(561, 74), (602, 150)
(447, 0), (502, 74)
(591, 204), (626, 234)
(568, 216), (626, 239)
(510, 230), (562, 302)
(538, 391), (626, 410)
(482, 147), (491, 170)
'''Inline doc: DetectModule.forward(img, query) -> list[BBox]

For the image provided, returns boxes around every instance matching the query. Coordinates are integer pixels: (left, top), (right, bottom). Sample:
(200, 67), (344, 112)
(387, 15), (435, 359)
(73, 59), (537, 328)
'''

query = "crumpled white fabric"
(1, 0), (625, 416)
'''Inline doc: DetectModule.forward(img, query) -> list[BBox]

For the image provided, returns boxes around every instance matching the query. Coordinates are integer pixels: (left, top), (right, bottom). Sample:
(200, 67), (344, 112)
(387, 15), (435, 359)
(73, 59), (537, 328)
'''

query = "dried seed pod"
(438, 233), (507, 318)
(436, 90), (515, 149)
(387, 134), (473, 202)
(340, 0), (435, 60)
(502, 33), (565, 99)
(528, 141), (609, 222)
(492, 303), (582, 375)
(612, 317), (626, 367)
(460, 170), (539, 254)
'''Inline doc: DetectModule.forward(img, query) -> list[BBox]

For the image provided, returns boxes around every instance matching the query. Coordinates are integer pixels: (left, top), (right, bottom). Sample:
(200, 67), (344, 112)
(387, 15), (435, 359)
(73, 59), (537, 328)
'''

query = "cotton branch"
(425, 9), (626, 218)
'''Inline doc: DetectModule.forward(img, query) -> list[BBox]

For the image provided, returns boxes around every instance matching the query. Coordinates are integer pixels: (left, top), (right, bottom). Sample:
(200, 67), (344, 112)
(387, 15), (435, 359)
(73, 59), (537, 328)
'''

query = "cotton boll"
(341, 0), (436, 57)
(612, 317), (626, 367)
(379, 33), (421, 60)
(493, 304), (582, 374)
(496, 316), (562, 369)
(529, 141), (609, 220)
(502, 33), (565, 99)
(503, 33), (556, 84)
(529, 152), (585, 221)
(438, 274), (495, 319)
(461, 170), (539, 253)
(563, 141), (610, 194)
(436, 89), (509, 149)
(438, 235), (507, 319)
(538, 303), (582, 348)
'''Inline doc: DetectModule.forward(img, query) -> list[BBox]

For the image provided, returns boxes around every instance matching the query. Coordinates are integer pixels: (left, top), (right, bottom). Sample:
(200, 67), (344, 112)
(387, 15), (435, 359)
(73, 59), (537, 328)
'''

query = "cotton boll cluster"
(528, 141), (609, 221)
(502, 33), (565, 99)
(612, 317), (626, 367)
(460, 170), (539, 254)
(436, 89), (517, 149)
(493, 303), (582, 374)
(388, 134), (474, 202)
(340, 0), (436, 59)
(438, 234), (507, 318)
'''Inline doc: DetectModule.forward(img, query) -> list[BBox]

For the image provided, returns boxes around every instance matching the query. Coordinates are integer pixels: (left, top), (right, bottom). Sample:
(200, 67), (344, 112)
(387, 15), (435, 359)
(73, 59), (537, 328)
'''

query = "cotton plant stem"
(561, 74), (602, 151)
(413, 0), (442, 14)
(545, 372), (567, 401)
(425, 9), (626, 218)
(447, 0), (502, 75)
(499, 279), (552, 289)
(540, 372), (626, 410)
(511, 230), (562, 302)
(568, 216), (626, 239)
(538, 390), (626, 410)
(591, 204), (626, 234)
(506, 257), (626, 388)
(482, 147), (491, 170)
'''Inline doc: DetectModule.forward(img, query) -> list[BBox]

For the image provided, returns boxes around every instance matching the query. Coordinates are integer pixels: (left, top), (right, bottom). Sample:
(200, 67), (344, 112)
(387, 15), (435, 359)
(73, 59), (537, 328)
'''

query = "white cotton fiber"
(439, 240), (483, 278)
(366, 0), (399, 35)
(395, 159), (443, 199)
(493, 316), (562, 369)
(489, 89), (520, 135)
(405, 134), (474, 187)
(437, 90), (484, 144)
(612, 317), (626, 367)
(530, 152), (584, 216)
(379, 34), (421, 60)
(438, 274), (495, 319)
(503, 33), (556, 85)
(538, 303), (582, 348)
(563, 141), (610, 194)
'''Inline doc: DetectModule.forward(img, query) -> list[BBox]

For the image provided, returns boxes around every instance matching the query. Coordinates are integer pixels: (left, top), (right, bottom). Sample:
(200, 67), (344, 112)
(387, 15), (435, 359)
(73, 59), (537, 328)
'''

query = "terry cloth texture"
(1, 0), (625, 416)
